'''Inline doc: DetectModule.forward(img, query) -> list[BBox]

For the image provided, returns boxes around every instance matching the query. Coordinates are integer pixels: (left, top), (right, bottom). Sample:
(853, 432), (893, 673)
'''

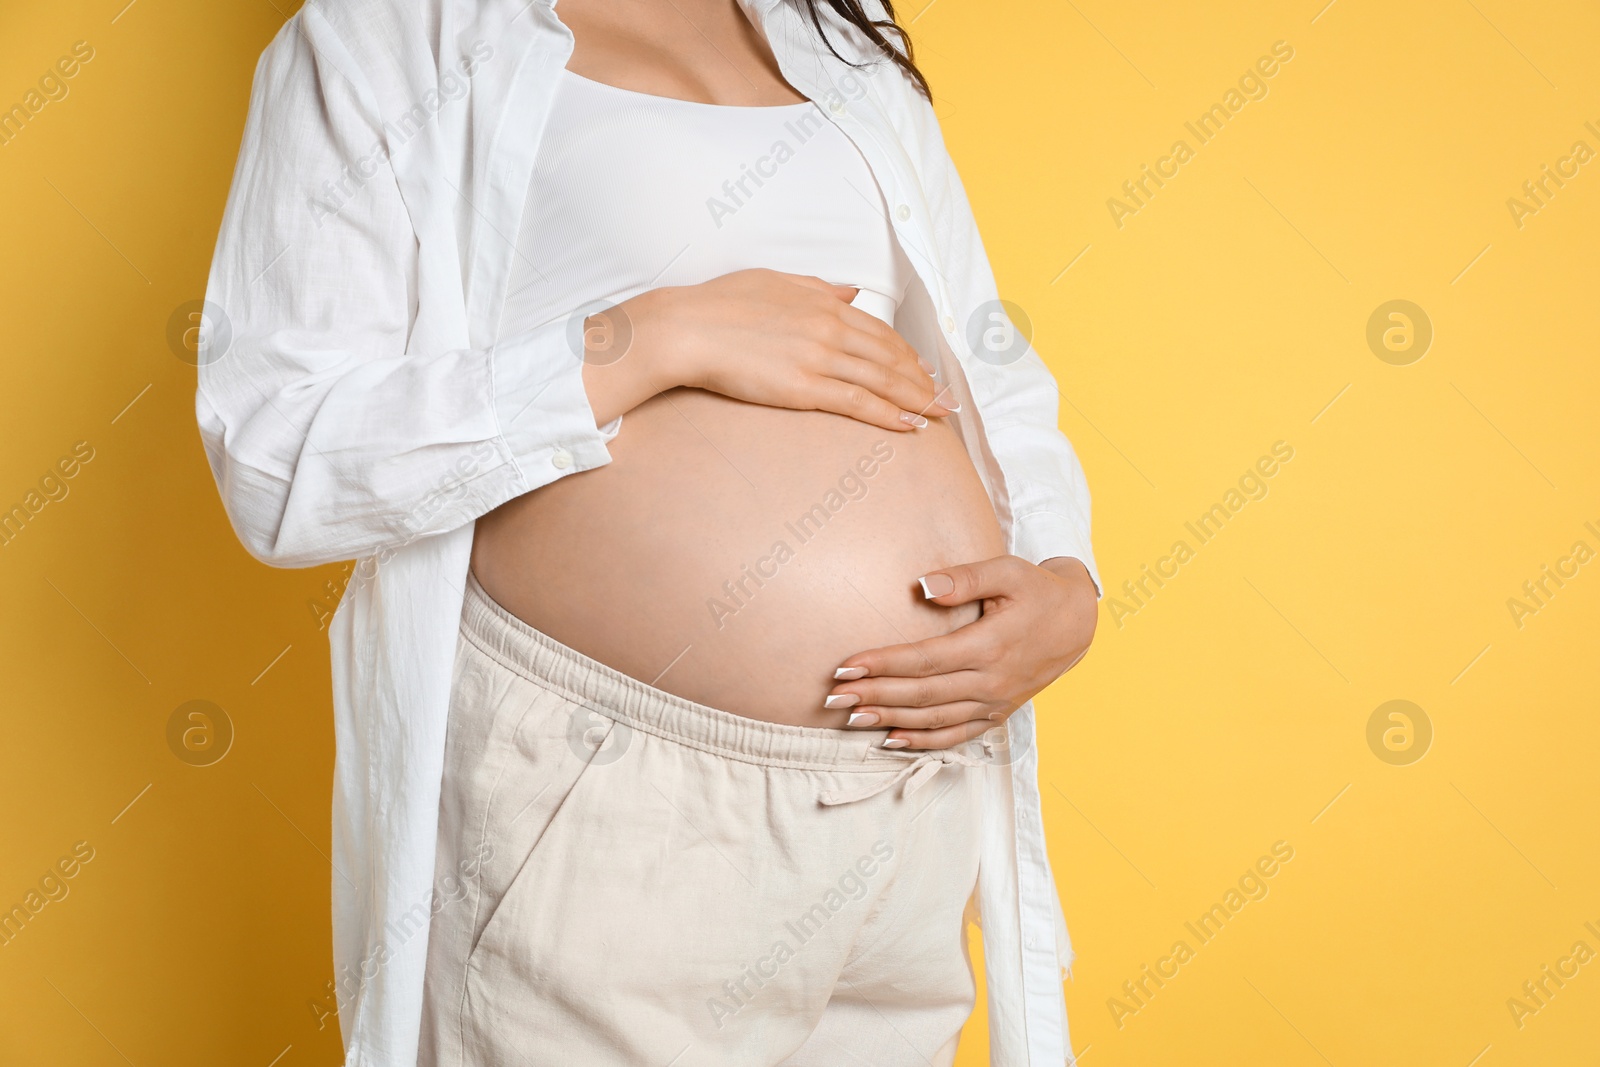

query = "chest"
(497, 68), (917, 335)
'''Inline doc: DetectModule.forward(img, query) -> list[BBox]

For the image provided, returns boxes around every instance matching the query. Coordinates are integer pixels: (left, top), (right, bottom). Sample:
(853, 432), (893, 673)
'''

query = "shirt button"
(551, 449), (572, 470)
(895, 203), (912, 222)
(942, 314), (956, 334)
(828, 97), (845, 114)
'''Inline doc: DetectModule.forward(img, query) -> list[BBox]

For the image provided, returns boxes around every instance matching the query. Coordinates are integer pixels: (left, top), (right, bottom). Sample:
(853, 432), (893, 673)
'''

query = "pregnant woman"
(198, 1), (1100, 1065)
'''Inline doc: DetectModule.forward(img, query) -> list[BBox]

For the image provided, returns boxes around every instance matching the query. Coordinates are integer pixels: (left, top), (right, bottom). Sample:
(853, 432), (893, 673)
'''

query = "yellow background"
(1, 0), (1596, 1064)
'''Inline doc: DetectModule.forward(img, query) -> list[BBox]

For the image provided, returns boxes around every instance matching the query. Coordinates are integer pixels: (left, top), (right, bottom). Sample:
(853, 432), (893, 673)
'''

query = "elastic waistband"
(460, 573), (906, 773)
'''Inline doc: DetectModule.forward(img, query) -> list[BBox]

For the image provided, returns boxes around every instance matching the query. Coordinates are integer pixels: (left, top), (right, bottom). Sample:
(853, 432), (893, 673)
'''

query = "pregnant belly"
(470, 387), (1006, 726)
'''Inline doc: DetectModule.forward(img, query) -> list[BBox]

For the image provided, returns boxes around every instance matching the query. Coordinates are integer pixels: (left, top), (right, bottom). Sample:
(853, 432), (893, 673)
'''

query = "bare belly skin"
(471, 387), (1006, 726)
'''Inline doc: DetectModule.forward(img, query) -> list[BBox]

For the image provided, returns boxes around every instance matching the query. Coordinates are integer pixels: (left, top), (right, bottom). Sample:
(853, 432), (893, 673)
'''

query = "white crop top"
(498, 69), (917, 345)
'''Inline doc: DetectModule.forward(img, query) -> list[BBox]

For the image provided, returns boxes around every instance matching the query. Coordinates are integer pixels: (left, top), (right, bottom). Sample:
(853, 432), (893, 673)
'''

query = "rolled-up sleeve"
(972, 355), (1102, 597)
(987, 403), (1101, 596)
(196, 14), (612, 570)
(929, 141), (1101, 596)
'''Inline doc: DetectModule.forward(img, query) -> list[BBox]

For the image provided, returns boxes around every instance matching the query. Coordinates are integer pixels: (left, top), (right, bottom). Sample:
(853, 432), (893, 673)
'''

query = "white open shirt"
(196, 1), (1100, 1063)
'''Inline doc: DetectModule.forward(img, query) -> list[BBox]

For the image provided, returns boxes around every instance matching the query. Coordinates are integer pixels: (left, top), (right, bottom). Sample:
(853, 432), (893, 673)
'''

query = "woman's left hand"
(829, 555), (1099, 749)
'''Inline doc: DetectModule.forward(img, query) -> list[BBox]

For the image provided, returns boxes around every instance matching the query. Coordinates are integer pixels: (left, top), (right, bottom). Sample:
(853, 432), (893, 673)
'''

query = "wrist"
(1039, 555), (1091, 588)
(579, 291), (675, 425)
(618, 287), (692, 394)
(1038, 555), (1098, 650)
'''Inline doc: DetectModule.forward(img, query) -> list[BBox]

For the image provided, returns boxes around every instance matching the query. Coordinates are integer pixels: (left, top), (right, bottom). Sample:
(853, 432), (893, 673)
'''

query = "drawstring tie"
(818, 741), (995, 807)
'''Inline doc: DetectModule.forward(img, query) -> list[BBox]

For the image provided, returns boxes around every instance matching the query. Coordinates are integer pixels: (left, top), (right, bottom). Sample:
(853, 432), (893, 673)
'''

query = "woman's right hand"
(579, 269), (956, 431)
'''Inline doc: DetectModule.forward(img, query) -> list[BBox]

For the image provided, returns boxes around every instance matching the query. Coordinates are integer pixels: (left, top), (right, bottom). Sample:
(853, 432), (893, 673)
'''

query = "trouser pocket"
(463, 695), (625, 962)
(456, 728), (912, 1067)
(421, 639), (628, 1067)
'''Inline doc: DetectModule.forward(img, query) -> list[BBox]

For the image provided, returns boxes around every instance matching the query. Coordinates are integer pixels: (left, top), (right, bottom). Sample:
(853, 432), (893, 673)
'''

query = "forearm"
(581, 343), (664, 427)
(199, 323), (612, 567)
(577, 289), (683, 426)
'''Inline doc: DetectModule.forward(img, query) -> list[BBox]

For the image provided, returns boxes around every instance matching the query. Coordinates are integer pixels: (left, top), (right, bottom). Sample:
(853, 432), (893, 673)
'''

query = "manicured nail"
(847, 711), (879, 727)
(899, 411), (928, 428)
(918, 573), (955, 599)
(919, 357), (937, 376)
(881, 738), (910, 749)
(935, 388), (961, 412)
(824, 693), (861, 709)
(834, 666), (868, 680)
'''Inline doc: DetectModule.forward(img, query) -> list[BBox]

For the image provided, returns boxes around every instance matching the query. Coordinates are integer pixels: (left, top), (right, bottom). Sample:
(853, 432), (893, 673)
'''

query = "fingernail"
(824, 693), (861, 709)
(918, 573), (955, 599)
(847, 711), (879, 727)
(935, 388), (961, 412)
(834, 666), (868, 680)
(881, 738), (910, 749)
(899, 411), (928, 428)
(918, 357), (937, 376)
